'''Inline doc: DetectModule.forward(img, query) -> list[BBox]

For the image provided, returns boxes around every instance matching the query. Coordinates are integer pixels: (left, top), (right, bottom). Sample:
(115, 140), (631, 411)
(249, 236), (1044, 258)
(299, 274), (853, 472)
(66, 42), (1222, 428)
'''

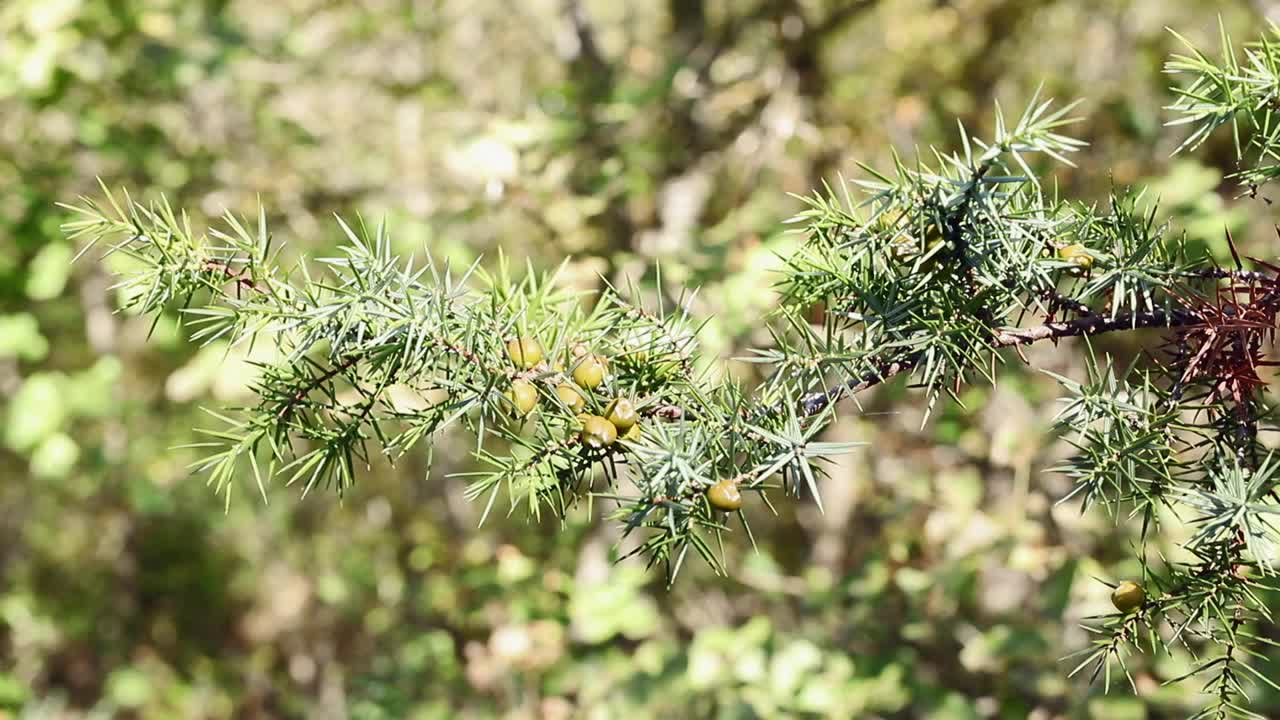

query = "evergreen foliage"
(62, 23), (1280, 717)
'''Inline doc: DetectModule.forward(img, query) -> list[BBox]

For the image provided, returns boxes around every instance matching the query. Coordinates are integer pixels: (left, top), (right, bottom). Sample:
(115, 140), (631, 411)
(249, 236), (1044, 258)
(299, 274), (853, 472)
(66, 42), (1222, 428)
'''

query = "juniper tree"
(60, 25), (1280, 718)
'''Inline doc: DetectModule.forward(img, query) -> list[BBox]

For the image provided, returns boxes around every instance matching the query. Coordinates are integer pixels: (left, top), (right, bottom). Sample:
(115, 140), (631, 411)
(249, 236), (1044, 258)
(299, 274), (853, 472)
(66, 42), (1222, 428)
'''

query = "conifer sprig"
(62, 25), (1280, 717)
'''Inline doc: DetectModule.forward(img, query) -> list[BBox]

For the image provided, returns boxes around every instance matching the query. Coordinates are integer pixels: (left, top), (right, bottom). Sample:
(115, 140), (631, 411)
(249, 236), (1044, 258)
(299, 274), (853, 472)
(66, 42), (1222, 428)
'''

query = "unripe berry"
(554, 383), (586, 413)
(504, 380), (538, 417)
(506, 336), (544, 369)
(923, 223), (946, 252)
(605, 398), (638, 432)
(579, 415), (617, 449)
(888, 222), (944, 262)
(621, 422), (642, 442)
(572, 353), (608, 390)
(1057, 243), (1094, 271)
(875, 207), (904, 232)
(1111, 581), (1145, 613)
(706, 478), (742, 512)
(888, 232), (917, 261)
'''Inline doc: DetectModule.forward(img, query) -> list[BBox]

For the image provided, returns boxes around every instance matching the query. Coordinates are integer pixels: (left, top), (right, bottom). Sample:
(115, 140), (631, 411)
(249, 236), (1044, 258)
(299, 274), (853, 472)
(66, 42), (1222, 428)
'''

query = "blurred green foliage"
(1, 0), (1277, 717)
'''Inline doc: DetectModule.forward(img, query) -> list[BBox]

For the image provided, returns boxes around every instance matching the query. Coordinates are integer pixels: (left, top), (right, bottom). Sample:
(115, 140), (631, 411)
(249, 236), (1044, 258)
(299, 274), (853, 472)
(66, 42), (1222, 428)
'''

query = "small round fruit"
(506, 336), (544, 369)
(1111, 581), (1145, 613)
(888, 232), (917, 261)
(889, 222), (945, 263)
(579, 415), (617, 449)
(706, 479), (742, 512)
(504, 380), (538, 417)
(621, 423), (642, 442)
(554, 383), (586, 413)
(605, 398), (638, 432)
(923, 223), (946, 252)
(572, 353), (608, 389)
(875, 207), (904, 232)
(1057, 243), (1094, 270)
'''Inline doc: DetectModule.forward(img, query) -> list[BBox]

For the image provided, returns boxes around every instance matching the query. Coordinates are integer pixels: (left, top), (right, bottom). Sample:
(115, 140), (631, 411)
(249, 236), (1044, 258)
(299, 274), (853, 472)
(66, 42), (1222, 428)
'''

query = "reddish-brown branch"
(1042, 288), (1099, 320)
(799, 307), (1200, 415)
(202, 258), (264, 294)
(277, 354), (363, 420)
(989, 308), (1195, 347)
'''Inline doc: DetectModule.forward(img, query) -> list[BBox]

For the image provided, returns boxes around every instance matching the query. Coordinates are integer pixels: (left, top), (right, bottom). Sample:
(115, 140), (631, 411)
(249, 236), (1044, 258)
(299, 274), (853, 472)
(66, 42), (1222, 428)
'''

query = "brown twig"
(799, 307), (1200, 415)
(277, 354), (363, 420)
(202, 258), (265, 295)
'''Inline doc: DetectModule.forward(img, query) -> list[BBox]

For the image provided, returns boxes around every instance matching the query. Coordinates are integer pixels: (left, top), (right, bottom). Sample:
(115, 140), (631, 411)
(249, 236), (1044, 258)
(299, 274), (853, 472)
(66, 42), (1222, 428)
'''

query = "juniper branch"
(59, 25), (1280, 718)
(799, 307), (1201, 415)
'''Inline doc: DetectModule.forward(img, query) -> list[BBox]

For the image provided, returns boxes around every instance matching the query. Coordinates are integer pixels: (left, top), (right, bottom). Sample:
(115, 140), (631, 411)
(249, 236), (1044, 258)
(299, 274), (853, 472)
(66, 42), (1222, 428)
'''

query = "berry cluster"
(500, 336), (739, 513)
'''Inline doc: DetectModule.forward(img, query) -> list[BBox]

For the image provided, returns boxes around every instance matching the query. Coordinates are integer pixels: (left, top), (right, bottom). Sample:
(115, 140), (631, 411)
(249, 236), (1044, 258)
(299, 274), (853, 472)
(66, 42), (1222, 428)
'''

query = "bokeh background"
(2, 1), (1279, 718)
